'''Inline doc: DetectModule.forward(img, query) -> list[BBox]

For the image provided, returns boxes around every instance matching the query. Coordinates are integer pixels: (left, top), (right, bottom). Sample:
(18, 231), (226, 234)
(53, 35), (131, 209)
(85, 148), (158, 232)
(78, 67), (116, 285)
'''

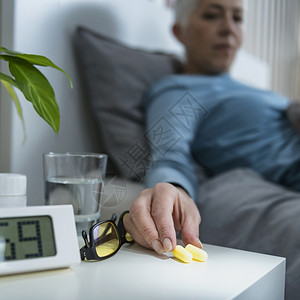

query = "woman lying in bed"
(124, 0), (300, 298)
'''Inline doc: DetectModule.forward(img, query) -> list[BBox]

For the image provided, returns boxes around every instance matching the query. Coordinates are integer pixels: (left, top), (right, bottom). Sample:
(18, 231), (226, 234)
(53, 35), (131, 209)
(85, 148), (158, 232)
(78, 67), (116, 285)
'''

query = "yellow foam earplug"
(185, 244), (208, 262)
(172, 245), (193, 263)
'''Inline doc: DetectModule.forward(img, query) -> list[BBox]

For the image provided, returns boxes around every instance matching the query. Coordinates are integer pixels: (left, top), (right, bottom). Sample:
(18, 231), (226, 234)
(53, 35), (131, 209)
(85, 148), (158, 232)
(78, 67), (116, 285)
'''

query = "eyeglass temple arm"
(80, 230), (93, 260)
(117, 210), (132, 243)
(82, 230), (90, 248)
(111, 213), (117, 222)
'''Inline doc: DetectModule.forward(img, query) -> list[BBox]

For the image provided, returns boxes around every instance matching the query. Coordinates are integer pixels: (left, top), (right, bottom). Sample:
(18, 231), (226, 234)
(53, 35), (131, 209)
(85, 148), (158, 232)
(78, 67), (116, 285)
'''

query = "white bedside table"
(0, 243), (285, 300)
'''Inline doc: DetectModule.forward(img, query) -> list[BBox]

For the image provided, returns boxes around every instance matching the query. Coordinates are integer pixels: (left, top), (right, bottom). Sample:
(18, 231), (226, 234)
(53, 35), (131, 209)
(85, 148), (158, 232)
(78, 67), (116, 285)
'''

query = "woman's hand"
(124, 182), (202, 254)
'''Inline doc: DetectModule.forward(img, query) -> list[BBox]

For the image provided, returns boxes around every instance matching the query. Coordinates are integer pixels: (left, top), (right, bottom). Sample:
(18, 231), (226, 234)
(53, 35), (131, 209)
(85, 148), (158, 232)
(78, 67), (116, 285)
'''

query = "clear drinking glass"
(43, 152), (107, 235)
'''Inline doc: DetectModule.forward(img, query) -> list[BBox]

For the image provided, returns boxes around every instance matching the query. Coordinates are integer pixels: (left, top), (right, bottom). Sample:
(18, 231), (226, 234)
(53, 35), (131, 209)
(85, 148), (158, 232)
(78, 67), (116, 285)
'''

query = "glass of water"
(43, 152), (107, 235)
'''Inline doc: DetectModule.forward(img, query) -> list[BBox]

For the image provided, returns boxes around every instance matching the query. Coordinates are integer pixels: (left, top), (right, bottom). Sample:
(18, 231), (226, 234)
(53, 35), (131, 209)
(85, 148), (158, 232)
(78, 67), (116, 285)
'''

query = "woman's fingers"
(124, 212), (160, 250)
(124, 188), (165, 253)
(178, 188), (202, 248)
(124, 183), (202, 254)
(151, 183), (179, 251)
(181, 214), (202, 249)
(125, 184), (178, 253)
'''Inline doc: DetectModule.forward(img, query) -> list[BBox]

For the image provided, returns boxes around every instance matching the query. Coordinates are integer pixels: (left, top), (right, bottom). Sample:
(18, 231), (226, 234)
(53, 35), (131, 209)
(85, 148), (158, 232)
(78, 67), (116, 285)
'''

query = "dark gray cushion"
(197, 168), (300, 300)
(73, 26), (183, 181)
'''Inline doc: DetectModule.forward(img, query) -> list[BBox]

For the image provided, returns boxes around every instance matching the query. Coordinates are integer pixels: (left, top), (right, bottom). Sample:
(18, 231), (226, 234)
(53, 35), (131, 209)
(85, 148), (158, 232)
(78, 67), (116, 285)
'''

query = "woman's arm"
(125, 80), (202, 253)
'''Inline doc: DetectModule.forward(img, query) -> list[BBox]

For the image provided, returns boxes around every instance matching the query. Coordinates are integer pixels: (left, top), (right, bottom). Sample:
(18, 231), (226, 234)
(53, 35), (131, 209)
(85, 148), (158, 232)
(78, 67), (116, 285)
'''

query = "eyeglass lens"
(93, 221), (120, 257)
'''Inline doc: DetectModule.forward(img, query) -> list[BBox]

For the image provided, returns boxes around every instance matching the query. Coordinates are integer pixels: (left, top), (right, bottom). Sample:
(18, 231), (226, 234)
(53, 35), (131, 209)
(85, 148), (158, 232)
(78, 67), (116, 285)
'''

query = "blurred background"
(0, 0), (300, 205)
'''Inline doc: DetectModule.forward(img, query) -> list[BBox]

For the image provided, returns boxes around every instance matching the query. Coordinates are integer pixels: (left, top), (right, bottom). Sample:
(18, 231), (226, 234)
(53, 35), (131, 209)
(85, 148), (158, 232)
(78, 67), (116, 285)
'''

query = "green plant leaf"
(0, 79), (26, 141)
(0, 72), (19, 88)
(16, 54), (73, 88)
(0, 79), (23, 118)
(4, 56), (60, 133)
(0, 47), (73, 88)
(0, 47), (18, 55)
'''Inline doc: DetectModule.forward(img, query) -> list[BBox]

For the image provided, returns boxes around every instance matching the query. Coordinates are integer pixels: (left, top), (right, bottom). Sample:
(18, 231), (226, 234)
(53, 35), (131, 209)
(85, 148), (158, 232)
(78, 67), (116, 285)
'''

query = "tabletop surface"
(0, 243), (285, 300)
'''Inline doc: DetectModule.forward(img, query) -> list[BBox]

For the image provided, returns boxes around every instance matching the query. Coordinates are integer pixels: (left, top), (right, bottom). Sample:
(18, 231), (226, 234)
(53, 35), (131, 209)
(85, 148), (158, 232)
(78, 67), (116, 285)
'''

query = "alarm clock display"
(0, 215), (56, 261)
(0, 205), (80, 276)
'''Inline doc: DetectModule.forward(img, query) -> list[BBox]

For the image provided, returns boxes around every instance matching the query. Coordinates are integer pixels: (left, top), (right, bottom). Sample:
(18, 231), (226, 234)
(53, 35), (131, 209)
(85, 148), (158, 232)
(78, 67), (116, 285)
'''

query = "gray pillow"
(73, 26), (183, 181)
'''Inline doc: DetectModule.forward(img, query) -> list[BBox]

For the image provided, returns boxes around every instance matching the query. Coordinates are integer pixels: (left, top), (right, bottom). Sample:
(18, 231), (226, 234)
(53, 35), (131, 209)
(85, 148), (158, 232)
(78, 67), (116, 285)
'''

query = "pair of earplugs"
(172, 244), (208, 263)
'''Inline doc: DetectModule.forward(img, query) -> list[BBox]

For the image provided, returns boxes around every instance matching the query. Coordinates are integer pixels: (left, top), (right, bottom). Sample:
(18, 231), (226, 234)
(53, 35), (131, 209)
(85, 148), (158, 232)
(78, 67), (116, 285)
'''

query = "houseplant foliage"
(0, 47), (72, 134)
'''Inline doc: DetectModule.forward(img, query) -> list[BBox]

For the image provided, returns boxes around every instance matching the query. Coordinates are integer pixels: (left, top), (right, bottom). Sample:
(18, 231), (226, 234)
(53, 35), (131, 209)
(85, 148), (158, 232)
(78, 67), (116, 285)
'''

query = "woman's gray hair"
(174, 0), (201, 27)
(174, 0), (247, 27)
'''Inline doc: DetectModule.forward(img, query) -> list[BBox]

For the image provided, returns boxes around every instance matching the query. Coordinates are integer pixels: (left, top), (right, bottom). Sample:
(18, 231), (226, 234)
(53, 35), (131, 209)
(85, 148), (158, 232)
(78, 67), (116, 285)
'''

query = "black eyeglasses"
(80, 210), (134, 261)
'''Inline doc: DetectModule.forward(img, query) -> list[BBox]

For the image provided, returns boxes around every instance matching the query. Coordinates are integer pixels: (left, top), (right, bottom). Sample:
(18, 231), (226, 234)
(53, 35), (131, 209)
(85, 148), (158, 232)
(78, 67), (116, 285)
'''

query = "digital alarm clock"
(0, 205), (81, 275)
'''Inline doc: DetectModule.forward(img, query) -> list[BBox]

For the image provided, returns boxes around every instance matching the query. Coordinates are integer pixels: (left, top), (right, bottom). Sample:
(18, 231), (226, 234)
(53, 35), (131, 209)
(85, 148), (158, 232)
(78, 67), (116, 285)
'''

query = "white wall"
(0, 0), (269, 206)
(0, 0), (14, 173)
